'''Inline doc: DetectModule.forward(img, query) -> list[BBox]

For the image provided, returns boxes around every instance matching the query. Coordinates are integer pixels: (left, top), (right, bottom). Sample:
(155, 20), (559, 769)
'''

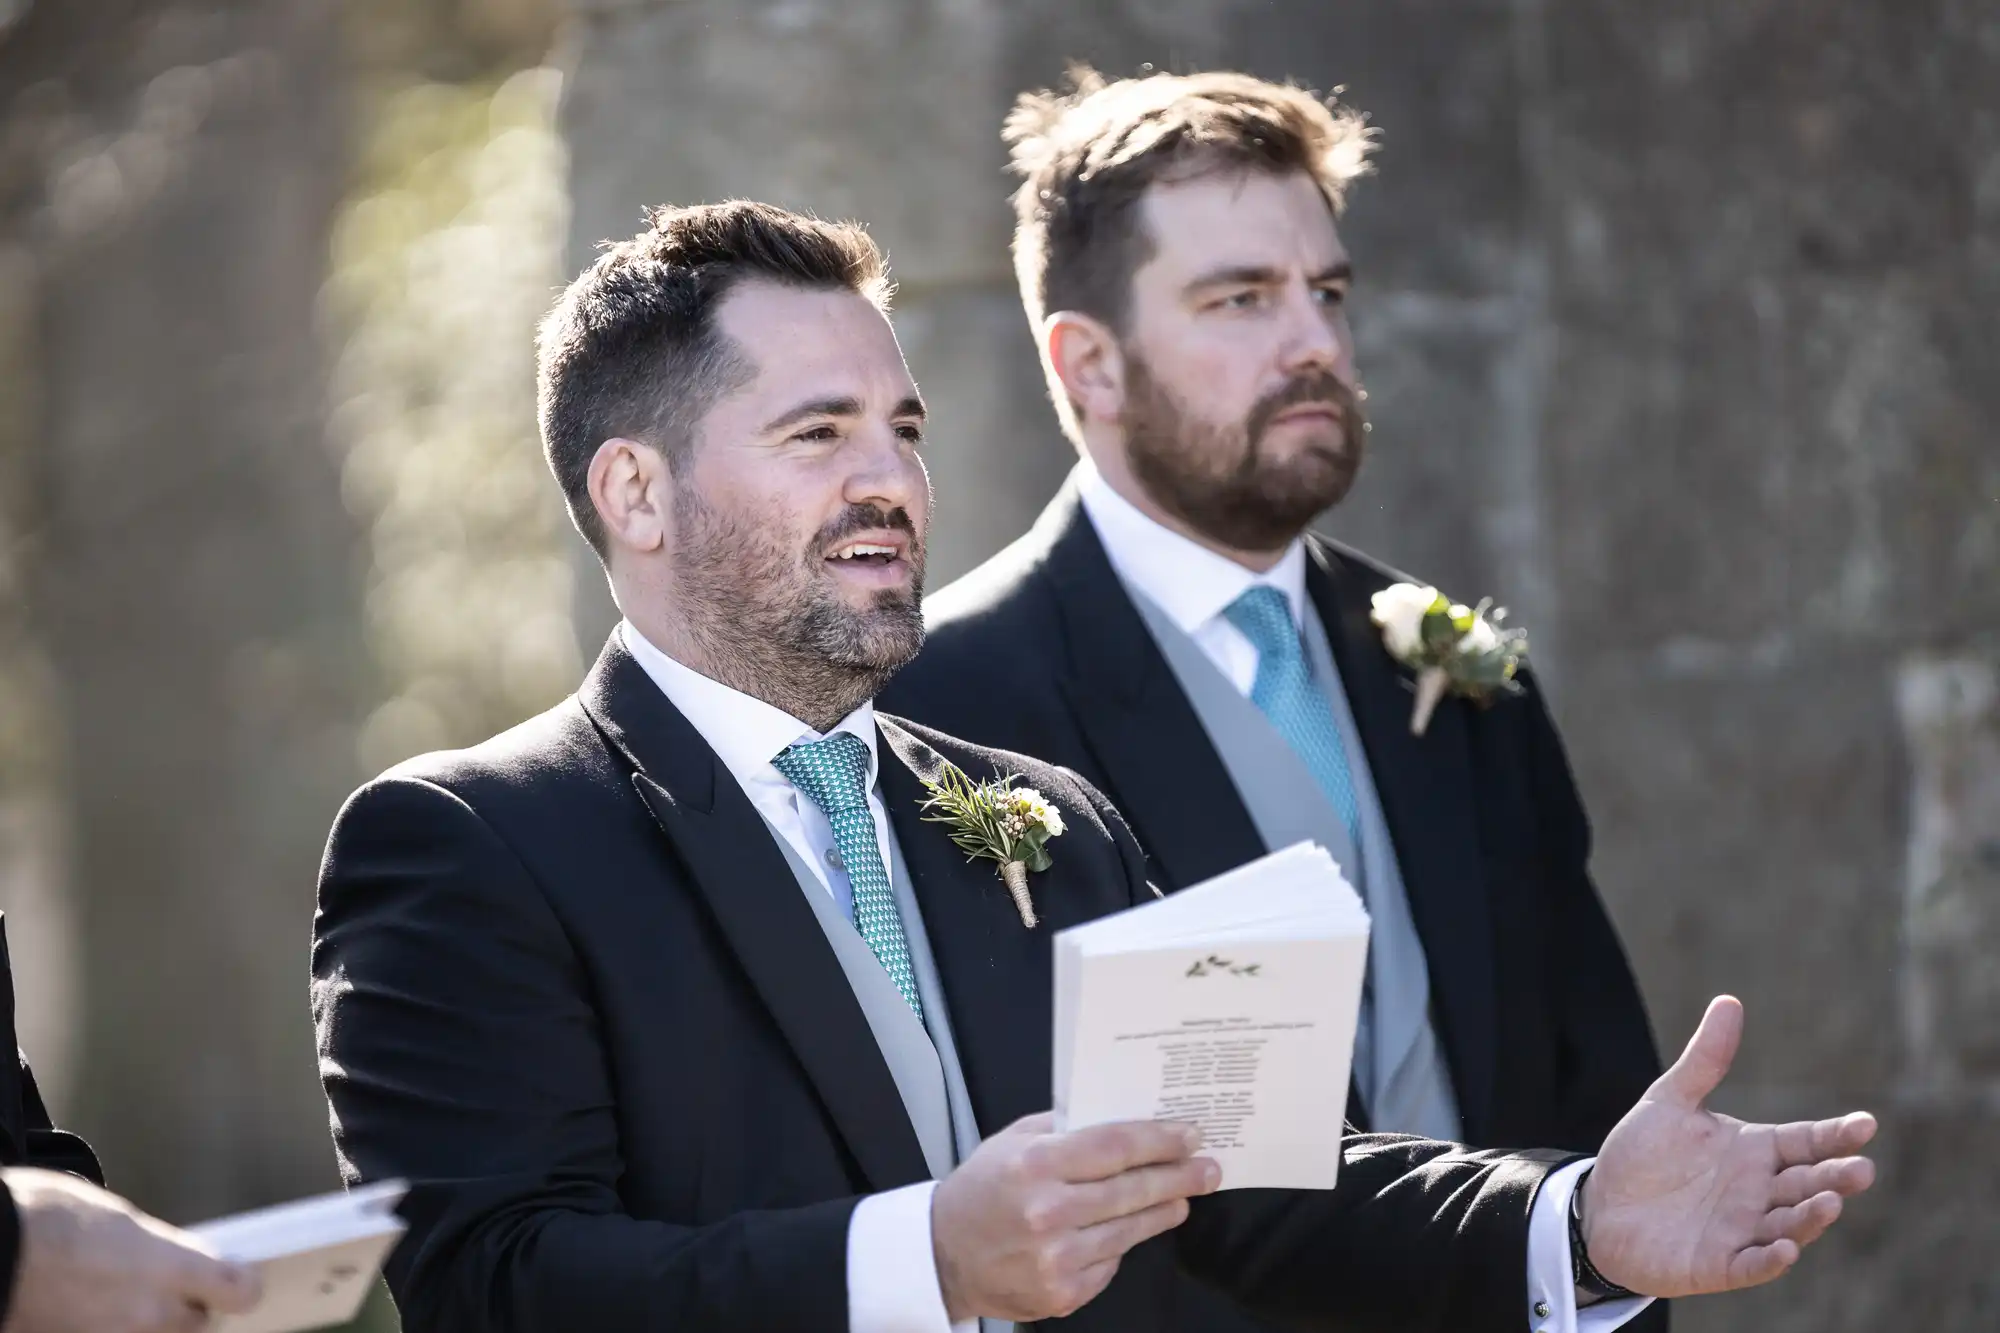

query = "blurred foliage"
(324, 11), (567, 1328)
(324, 64), (580, 775)
(344, 0), (558, 85)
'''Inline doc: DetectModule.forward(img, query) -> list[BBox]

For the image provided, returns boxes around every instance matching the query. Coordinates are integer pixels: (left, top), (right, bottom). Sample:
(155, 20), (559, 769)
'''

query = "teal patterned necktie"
(1224, 586), (1363, 847)
(772, 732), (924, 1021)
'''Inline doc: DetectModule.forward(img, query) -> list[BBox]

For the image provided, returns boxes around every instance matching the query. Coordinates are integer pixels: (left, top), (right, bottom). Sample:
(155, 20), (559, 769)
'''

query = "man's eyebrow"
(1186, 264), (1283, 292)
(1184, 260), (1355, 292)
(759, 395), (863, 434)
(892, 395), (928, 421)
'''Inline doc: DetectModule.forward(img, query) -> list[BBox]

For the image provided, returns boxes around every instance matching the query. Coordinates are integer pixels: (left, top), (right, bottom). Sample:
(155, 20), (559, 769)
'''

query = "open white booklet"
(189, 1180), (408, 1333)
(1054, 842), (1369, 1190)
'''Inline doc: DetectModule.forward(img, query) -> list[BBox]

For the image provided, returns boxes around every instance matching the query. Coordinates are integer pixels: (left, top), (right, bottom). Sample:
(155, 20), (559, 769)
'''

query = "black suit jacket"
(314, 635), (1576, 1333)
(883, 484), (1661, 1154)
(0, 915), (106, 1322)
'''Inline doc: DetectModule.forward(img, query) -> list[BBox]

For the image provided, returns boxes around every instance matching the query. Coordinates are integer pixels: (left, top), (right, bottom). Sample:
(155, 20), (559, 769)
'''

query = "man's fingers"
(164, 1299), (213, 1333)
(1755, 1190), (1843, 1248)
(1768, 1156), (1875, 1207)
(1065, 1157), (1220, 1229)
(1064, 1257), (1123, 1316)
(1725, 1238), (1799, 1290)
(148, 1224), (262, 1316)
(1040, 1120), (1201, 1182)
(180, 1256), (261, 1315)
(1773, 1112), (1877, 1168)
(128, 1295), (211, 1333)
(1832, 1111), (1879, 1153)
(1766, 1162), (1820, 1208)
(1767, 1156), (1876, 1207)
(1657, 995), (1743, 1107)
(1071, 1196), (1195, 1268)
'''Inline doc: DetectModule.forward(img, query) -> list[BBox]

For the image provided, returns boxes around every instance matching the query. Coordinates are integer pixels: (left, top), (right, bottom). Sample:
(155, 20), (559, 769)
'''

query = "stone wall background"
(0, 1), (1987, 1329)
(0, 0), (362, 1218)
(561, 1), (1998, 1327)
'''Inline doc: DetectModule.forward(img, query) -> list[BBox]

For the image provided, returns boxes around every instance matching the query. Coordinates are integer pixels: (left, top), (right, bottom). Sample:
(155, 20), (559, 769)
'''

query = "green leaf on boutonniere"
(917, 760), (1066, 927)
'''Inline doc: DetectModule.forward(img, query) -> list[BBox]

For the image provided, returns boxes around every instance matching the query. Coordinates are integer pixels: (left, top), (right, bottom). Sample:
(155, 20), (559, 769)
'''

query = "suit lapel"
(874, 718), (1110, 1135)
(579, 637), (932, 1193)
(1036, 486), (1268, 893)
(1307, 542), (1498, 1138)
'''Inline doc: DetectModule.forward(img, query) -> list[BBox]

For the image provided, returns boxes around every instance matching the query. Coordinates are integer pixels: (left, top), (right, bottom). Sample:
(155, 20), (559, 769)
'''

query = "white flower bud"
(1370, 583), (1438, 661)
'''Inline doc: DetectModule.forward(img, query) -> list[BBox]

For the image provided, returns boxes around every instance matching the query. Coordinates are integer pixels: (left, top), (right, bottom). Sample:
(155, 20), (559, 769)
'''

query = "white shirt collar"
(619, 620), (880, 794)
(1073, 458), (1308, 634)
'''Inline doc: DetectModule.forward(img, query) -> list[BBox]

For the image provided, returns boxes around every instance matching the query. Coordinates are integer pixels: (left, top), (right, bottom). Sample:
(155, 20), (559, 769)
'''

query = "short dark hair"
(536, 200), (892, 554)
(1004, 68), (1375, 434)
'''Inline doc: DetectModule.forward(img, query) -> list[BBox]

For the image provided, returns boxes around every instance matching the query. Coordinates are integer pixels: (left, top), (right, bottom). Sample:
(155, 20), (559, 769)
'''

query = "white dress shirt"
(1073, 462), (1650, 1333)
(621, 623), (960, 1333)
(1076, 458), (1311, 695)
(622, 616), (1643, 1333)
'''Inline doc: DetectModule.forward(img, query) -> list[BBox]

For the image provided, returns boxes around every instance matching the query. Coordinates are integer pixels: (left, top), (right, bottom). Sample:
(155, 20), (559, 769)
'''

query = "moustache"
(813, 504), (920, 556)
(1245, 372), (1364, 446)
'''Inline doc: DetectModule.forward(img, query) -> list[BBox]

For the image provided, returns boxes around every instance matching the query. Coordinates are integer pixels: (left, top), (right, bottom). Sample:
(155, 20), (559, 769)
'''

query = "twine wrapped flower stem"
(917, 762), (1066, 928)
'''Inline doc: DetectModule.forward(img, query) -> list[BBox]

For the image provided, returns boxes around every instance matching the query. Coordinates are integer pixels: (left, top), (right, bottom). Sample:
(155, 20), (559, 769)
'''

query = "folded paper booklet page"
(1054, 842), (1370, 1191)
(189, 1180), (408, 1333)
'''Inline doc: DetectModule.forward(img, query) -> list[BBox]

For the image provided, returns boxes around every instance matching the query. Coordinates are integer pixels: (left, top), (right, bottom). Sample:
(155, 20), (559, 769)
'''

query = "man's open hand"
(1582, 996), (1877, 1298)
(931, 1113), (1221, 1323)
(3, 1167), (261, 1333)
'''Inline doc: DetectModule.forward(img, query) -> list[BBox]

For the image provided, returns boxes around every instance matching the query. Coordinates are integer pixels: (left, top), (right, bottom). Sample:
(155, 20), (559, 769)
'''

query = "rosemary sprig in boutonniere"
(1369, 582), (1529, 736)
(917, 762), (1065, 928)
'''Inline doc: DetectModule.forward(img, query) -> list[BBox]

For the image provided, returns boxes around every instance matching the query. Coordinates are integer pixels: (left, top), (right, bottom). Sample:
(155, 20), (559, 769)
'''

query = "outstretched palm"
(1583, 996), (1877, 1298)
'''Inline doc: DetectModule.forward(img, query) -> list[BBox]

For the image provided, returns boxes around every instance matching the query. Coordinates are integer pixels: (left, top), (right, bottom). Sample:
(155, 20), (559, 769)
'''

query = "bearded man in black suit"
(312, 200), (1875, 1333)
(887, 61), (1660, 1266)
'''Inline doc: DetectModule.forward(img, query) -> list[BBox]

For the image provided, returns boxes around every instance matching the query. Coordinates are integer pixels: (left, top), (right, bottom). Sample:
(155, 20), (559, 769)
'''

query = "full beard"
(1121, 351), (1368, 554)
(670, 490), (927, 731)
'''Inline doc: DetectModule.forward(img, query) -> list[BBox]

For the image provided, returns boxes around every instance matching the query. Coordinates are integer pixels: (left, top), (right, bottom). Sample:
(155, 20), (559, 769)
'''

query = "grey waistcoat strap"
(763, 815), (1014, 1333)
(885, 825), (987, 1172)
(763, 820), (958, 1178)
(1123, 584), (1462, 1143)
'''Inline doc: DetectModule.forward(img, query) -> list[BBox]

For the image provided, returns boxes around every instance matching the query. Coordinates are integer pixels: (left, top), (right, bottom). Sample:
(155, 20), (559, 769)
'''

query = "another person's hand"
(2, 1167), (261, 1333)
(1582, 995), (1877, 1297)
(931, 1112), (1220, 1323)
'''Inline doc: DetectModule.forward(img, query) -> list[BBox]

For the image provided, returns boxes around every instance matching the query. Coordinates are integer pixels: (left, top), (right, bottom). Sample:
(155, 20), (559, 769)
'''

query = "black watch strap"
(1569, 1167), (1639, 1304)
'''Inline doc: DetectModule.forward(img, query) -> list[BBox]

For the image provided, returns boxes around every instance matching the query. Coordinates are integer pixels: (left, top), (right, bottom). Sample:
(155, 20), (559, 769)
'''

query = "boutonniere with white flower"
(1369, 582), (1529, 737)
(918, 762), (1066, 928)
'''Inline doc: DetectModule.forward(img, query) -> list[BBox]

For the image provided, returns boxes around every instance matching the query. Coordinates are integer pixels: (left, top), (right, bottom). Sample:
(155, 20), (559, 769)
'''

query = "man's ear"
(587, 437), (672, 555)
(1043, 310), (1126, 430)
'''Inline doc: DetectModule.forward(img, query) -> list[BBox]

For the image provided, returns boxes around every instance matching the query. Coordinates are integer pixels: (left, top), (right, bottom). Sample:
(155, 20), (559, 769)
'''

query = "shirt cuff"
(1527, 1159), (1654, 1333)
(847, 1180), (975, 1333)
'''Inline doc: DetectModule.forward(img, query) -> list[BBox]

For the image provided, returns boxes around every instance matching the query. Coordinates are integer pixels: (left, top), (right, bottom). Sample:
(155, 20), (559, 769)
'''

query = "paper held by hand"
(1054, 842), (1369, 1191)
(189, 1180), (408, 1333)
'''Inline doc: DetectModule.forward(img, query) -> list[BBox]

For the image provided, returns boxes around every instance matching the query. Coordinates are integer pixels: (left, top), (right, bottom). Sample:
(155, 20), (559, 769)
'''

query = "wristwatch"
(1569, 1167), (1639, 1304)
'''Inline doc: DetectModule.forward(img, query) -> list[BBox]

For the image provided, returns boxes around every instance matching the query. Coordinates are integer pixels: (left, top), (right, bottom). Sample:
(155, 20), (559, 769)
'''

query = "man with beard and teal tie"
(882, 68), (1667, 1331)
(313, 199), (1876, 1333)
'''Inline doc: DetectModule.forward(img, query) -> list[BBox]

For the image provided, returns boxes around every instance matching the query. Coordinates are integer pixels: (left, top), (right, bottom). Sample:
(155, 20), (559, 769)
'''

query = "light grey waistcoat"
(1123, 583), (1463, 1143)
(763, 815), (1012, 1333)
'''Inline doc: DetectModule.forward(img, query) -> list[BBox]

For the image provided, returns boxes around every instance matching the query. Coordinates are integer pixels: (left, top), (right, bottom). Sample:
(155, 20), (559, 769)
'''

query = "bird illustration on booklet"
(1369, 582), (1530, 736)
(918, 759), (1066, 926)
